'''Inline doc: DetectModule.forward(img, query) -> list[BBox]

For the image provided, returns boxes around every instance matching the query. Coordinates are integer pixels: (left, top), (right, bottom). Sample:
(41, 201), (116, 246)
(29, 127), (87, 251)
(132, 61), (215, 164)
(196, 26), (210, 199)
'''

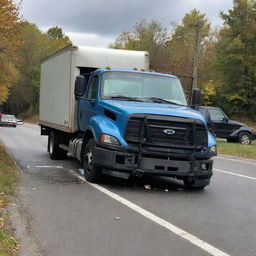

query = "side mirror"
(191, 88), (201, 110)
(74, 76), (86, 99)
(223, 117), (228, 122)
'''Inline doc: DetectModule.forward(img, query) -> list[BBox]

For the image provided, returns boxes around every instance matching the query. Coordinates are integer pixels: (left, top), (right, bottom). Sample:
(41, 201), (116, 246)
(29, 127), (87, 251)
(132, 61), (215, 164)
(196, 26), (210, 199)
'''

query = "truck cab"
(71, 68), (217, 188)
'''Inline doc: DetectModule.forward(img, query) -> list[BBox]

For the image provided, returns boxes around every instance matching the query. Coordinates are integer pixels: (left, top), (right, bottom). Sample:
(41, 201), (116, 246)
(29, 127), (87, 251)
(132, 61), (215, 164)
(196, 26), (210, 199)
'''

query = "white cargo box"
(39, 45), (149, 133)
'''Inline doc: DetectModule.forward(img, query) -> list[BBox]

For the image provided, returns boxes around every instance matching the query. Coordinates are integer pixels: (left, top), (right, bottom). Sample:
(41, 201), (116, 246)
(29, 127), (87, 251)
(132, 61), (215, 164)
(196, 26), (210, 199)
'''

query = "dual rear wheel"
(48, 131), (67, 160)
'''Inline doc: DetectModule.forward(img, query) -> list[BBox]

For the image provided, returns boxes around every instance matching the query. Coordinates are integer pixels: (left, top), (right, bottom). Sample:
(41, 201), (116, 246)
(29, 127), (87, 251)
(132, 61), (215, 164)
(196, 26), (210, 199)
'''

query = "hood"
(101, 100), (206, 123)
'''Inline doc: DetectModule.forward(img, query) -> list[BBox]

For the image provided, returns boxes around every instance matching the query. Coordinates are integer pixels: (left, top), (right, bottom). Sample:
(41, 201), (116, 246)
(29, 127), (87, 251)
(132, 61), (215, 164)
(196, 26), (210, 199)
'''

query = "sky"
(16, 0), (233, 48)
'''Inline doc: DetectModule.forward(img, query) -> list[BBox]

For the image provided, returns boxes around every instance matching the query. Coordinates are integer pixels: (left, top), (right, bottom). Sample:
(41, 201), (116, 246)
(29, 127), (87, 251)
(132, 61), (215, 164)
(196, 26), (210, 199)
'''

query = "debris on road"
(78, 169), (84, 175)
(144, 185), (151, 190)
(77, 179), (85, 184)
(164, 189), (169, 192)
(115, 216), (120, 220)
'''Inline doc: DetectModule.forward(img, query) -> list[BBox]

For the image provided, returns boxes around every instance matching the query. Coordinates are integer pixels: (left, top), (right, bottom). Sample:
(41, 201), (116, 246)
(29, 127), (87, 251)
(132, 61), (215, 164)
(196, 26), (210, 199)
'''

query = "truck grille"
(126, 115), (207, 148)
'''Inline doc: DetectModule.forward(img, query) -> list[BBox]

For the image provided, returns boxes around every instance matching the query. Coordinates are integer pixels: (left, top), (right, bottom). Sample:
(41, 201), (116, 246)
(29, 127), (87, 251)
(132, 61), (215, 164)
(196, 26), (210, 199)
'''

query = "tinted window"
(209, 109), (226, 121)
(87, 75), (98, 99)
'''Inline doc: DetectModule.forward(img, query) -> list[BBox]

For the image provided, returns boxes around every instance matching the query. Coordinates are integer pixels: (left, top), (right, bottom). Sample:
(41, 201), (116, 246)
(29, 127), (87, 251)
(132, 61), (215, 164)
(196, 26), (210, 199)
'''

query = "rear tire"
(238, 132), (252, 145)
(48, 131), (67, 160)
(83, 139), (101, 183)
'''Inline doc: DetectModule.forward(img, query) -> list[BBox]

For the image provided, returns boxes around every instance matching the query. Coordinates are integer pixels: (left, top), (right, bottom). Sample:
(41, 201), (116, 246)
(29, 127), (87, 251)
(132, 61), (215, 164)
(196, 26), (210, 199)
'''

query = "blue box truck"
(39, 45), (217, 189)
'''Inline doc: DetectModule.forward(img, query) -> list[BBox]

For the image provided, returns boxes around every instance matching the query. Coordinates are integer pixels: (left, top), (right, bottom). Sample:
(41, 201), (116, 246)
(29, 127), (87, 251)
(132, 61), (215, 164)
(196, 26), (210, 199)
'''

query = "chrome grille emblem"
(163, 129), (175, 135)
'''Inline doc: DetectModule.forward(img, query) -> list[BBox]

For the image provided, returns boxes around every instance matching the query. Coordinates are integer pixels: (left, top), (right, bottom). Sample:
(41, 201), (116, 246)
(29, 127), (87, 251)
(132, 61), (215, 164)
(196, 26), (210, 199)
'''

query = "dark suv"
(199, 106), (256, 144)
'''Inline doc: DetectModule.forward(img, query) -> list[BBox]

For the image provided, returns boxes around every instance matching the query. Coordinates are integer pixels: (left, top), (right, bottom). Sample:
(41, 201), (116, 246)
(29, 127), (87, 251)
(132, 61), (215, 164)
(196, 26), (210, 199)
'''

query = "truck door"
(78, 74), (99, 131)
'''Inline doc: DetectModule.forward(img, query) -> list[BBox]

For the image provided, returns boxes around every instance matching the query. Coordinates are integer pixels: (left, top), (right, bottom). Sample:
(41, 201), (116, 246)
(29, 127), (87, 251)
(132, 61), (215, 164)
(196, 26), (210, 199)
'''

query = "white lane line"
(214, 168), (256, 180)
(69, 170), (230, 256)
(35, 165), (63, 169)
(215, 156), (256, 166)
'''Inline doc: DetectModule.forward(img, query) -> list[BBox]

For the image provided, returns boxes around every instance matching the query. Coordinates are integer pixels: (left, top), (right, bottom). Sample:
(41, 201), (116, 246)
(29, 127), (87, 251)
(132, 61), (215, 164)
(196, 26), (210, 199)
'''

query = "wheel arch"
(230, 127), (253, 137)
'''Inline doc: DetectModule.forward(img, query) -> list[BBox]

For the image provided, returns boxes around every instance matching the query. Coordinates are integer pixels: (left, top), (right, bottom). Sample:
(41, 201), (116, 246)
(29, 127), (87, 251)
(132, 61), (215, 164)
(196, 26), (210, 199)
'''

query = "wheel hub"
(241, 135), (250, 144)
(85, 150), (93, 173)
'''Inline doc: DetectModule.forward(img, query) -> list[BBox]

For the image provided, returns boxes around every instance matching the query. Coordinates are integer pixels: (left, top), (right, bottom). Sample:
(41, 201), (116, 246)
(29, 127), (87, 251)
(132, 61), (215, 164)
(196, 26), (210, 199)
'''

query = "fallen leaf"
(144, 185), (151, 190)
(77, 179), (85, 184)
(14, 244), (20, 250)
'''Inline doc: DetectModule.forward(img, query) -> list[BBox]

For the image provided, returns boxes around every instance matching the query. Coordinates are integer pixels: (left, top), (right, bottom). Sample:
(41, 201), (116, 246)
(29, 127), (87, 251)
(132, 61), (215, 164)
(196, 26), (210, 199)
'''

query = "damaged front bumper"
(93, 143), (214, 180)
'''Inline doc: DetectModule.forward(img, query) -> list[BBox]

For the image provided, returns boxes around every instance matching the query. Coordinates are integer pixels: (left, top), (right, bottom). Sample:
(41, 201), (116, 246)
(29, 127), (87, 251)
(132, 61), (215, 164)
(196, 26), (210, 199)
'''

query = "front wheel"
(238, 132), (252, 145)
(83, 139), (101, 183)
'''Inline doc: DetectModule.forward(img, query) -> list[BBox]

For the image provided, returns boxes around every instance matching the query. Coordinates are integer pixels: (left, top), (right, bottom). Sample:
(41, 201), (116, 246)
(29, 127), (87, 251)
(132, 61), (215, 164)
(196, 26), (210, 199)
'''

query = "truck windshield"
(101, 71), (187, 106)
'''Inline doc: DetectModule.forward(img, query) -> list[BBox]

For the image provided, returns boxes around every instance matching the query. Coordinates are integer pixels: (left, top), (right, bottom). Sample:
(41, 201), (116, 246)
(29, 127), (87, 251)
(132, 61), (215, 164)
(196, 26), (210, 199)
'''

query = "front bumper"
(93, 143), (214, 179)
(0, 122), (17, 126)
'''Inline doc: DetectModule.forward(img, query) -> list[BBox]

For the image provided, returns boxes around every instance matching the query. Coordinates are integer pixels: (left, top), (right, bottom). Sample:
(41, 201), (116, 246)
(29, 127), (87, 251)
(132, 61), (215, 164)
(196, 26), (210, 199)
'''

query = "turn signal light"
(100, 134), (120, 145)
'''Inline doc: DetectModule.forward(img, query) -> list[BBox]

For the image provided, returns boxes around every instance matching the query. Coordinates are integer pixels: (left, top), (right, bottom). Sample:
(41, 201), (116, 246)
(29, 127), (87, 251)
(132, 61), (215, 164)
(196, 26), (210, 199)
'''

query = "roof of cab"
(95, 68), (178, 79)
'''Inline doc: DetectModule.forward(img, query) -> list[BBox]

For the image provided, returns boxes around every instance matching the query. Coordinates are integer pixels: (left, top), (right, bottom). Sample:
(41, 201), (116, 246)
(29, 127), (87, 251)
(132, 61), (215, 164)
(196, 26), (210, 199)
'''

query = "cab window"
(87, 75), (98, 99)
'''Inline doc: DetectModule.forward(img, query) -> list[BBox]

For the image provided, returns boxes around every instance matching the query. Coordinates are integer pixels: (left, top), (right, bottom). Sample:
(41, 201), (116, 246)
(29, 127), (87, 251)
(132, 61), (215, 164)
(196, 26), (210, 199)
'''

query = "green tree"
(110, 20), (169, 71)
(0, 0), (22, 104)
(167, 9), (218, 102)
(168, 9), (211, 79)
(46, 26), (71, 56)
(215, 0), (256, 118)
(5, 24), (71, 116)
(47, 26), (65, 39)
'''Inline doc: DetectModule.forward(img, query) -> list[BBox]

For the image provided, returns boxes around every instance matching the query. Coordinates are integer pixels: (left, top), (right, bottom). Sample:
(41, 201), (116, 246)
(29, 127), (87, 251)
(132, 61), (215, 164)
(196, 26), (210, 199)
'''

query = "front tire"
(83, 139), (101, 183)
(48, 131), (67, 160)
(238, 132), (252, 145)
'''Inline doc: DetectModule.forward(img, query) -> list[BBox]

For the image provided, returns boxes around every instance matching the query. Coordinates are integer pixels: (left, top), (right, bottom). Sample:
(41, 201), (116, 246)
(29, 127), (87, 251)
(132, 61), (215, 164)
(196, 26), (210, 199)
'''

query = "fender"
(208, 132), (216, 147)
(230, 127), (253, 137)
(89, 115), (128, 146)
(80, 115), (127, 162)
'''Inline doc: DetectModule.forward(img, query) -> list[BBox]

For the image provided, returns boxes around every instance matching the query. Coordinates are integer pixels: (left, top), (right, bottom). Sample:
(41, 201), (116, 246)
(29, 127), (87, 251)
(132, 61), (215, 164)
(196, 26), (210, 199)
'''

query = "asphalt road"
(0, 123), (256, 256)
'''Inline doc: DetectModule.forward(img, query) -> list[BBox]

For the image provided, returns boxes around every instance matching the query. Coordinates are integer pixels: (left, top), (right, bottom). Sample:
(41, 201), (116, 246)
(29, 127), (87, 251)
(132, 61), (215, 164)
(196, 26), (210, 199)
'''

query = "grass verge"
(217, 140), (256, 160)
(0, 144), (19, 255)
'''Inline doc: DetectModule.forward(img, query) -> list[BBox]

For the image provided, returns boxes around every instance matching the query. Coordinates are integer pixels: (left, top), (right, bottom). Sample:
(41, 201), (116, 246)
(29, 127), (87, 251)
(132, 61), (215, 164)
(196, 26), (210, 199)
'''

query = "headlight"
(210, 145), (217, 154)
(100, 134), (120, 145)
